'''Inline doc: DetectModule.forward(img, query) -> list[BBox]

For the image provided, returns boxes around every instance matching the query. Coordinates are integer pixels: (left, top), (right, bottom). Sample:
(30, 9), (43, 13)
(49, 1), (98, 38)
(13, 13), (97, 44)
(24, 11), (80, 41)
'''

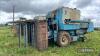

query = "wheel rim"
(61, 35), (68, 45)
(57, 31), (71, 47)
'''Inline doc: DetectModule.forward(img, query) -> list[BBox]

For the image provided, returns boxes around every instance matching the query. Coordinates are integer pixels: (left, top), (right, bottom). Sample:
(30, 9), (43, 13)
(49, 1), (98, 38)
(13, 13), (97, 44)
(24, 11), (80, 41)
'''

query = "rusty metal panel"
(34, 16), (48, 50)
(62, 7), (80, 20)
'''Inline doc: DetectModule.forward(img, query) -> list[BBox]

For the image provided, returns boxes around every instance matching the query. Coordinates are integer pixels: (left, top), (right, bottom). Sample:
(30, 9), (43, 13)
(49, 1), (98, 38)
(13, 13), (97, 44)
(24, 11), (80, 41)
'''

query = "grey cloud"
(0, 0), (71, 15)
(0, 0), (35, 13)
(75, 0), (93, 8)
(60, 0), (71, 5)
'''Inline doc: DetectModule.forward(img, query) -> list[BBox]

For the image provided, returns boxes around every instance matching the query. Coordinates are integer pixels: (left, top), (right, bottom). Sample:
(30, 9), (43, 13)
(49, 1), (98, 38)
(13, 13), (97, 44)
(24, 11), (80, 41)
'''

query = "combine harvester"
(45, 7), (94, 47)
(13, 7), (94, 50)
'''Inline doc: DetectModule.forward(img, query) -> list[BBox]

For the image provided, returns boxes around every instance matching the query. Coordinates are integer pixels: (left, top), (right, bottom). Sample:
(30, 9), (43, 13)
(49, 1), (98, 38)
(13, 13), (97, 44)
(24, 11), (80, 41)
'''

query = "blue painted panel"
(55, 8), (63, 24)
(87, 22), (94, 32)
(59, 23), (80, 30)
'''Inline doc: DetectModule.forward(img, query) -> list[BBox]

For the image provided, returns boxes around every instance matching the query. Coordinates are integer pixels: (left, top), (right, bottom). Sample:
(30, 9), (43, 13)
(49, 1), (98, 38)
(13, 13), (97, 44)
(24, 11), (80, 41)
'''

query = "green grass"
(0, 26), (100, 56)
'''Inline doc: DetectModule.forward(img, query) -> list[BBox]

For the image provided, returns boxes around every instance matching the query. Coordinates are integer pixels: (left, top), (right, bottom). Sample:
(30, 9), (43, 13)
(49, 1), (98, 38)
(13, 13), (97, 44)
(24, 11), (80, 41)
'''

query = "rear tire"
(57, 31), (71, 47)
(79, 37), (84, 42)
(78, 35), (86, 42)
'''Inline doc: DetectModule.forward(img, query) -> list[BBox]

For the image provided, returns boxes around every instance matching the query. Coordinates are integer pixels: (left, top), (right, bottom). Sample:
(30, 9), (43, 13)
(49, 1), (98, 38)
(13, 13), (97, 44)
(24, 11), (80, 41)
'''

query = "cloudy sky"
(0, 0), (100, 27)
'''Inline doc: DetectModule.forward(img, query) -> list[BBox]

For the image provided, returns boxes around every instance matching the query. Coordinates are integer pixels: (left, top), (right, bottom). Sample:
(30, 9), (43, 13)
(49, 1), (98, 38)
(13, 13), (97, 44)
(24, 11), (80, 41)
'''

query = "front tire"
(57, 31), (71, 47)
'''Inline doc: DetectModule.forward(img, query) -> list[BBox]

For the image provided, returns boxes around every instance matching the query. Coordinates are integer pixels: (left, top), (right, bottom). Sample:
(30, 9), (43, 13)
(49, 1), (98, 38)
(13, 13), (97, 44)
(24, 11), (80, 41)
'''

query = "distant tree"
(94, 27), (100, 31)
(5, 23), (8, 26)
(19, 17), (26, 21)
(0, 23), (5, 27)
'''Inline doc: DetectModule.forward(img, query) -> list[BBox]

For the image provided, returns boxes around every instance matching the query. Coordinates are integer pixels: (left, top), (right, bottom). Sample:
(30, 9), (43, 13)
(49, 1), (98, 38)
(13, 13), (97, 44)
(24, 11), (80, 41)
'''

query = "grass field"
(0, 26), (100, 56)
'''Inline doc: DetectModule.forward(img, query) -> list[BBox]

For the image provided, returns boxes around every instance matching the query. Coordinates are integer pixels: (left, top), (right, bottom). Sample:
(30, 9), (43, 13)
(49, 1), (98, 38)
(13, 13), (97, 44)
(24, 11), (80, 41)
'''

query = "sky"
(0, 0), (100, 27)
